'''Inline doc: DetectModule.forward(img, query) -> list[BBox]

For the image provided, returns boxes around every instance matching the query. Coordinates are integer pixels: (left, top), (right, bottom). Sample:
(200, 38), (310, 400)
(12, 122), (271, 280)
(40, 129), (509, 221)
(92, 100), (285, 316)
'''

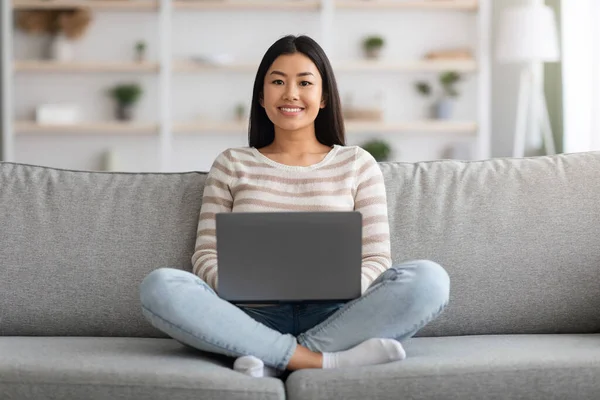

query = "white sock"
(233, 355), (281, 378)
(322, 338), (406, 369)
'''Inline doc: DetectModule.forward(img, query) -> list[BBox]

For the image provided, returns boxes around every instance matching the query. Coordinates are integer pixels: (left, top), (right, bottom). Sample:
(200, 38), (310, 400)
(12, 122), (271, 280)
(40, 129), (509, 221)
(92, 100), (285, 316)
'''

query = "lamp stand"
(513, 63), (556, 158)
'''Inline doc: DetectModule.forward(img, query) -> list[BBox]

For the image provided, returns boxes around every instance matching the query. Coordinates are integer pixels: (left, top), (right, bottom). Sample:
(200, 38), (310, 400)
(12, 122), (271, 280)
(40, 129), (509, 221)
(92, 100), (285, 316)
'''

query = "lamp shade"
(496, 4), (560, 63)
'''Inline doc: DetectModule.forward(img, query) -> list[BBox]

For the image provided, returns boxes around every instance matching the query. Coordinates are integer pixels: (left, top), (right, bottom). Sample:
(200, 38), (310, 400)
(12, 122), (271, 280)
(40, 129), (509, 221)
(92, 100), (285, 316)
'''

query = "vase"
(49, 34), (75, 62)
(116, 104), (134, 121)
(435, 97), (454, 120)
(364, 47), (382, 59)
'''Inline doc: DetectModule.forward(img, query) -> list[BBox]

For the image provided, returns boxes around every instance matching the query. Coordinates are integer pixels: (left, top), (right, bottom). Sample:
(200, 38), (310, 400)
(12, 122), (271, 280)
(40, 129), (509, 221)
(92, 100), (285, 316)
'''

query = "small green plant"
(361, 139), (392, 162)
(135, 40), (147, 62)
(415, 81), (432, 96)
(363, 35), (385, 50)
(109, 83), (142, 106)
(235, 103), (246, 121)
(439, 71), (461, 97)
(135, 41), (146, 53)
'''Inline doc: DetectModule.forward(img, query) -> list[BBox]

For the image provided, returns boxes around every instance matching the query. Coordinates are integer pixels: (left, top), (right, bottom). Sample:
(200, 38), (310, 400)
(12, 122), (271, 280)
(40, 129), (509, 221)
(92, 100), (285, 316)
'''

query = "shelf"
(15, 121), (159, 134)
(12, 59), (475, 74)
(14, 61), (160, 73)
(334, 59), (476, 72)
(173, 1), (321, 11)
(174, 59), (476, 73)
(174, 120), (477, 134)
(173, 60), (257, 73)
(345, 120), (477, 133)
(336, 0), (478, 11)
(12, 0), (159, 11)
(12, 0), (476, 11)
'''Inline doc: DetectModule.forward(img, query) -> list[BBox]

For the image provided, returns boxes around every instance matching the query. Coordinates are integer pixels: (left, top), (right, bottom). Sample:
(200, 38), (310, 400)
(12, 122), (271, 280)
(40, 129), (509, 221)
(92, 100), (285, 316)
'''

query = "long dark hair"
(248, 35), (345, 149)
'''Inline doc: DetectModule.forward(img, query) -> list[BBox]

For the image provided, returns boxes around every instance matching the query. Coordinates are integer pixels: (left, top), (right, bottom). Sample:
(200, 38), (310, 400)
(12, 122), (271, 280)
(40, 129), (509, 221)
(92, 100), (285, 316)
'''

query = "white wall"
(491, 0), (527, 158)
(12, 6), (480, 172)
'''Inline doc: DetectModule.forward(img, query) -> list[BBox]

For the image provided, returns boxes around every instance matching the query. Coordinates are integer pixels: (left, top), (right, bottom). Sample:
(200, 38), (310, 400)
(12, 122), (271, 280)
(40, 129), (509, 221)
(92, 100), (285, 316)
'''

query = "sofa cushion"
(0, 337), (284, 400)
(286, 334), (600, 400)
(0, 162), (207, 337)
(381, 152), (600, 336)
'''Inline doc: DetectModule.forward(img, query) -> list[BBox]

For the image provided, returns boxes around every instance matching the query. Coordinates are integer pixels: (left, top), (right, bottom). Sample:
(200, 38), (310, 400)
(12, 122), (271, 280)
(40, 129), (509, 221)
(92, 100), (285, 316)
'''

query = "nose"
(283, 84), (299, 101)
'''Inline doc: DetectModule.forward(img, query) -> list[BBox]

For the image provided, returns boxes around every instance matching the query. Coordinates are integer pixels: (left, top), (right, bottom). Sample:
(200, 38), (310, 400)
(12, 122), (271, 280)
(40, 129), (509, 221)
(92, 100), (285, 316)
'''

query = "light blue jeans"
(139, 260), (450, 370)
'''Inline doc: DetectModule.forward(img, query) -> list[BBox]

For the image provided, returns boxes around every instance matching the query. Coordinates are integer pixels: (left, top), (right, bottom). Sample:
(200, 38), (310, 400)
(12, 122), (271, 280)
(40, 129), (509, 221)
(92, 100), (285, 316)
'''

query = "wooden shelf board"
(336, 0), (478, 11)
(173, 60), (257, 73)
(14, 61), (160, 73)
(345, 120), (477, 133)
(173, 120), (477, 134)
(173, 1), (320, 11)
(173, 59), (476, 73)
(15, 121), (159, 134)
(12, 0), (159, 11)
(333, 59), (477, 72)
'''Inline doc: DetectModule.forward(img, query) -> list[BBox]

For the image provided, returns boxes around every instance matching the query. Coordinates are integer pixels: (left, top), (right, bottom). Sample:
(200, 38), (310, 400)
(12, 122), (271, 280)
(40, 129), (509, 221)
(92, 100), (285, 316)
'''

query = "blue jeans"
(139, 260), (450, 370)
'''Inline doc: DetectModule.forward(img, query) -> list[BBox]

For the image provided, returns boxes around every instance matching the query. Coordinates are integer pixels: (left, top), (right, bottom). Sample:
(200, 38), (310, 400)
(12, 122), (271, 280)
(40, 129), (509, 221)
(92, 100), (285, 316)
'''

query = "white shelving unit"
(2, 0), (491, 170)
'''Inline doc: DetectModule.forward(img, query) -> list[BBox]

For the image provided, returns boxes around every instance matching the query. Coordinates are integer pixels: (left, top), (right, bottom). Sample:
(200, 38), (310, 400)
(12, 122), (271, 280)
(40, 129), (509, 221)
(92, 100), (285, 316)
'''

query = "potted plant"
(437, 71), (461, 119)
(135, 40), (147, 62)
(361, 139), (392, 162)
(363, 35), (385, 59)
(108, 83), (143, 121)
(234, 103), (246, 122)
(414, 71), (462, 119)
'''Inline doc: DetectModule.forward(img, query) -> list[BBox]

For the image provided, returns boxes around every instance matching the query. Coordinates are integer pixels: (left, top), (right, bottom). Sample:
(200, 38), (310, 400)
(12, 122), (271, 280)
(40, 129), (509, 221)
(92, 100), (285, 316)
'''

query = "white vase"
(49, 34), (75, 62)
(435, 97), (454, 120)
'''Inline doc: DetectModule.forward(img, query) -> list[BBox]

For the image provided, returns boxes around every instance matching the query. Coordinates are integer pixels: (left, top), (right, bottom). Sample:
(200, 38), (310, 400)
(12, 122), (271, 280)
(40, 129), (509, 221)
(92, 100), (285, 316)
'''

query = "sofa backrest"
(0, 162), (204, 337)
(385, 151), (600, 337)
(1, 151), (599, 338)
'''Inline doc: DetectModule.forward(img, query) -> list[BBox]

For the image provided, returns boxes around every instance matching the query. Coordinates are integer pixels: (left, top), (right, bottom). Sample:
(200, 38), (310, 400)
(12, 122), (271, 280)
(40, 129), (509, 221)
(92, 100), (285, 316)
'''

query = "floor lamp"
(496, 3), (560, 158)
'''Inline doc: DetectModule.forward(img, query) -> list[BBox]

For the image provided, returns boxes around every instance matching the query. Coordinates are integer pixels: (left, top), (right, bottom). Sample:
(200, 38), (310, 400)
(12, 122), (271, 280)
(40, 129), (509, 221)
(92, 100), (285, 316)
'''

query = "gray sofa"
(1, 151), (599, 400)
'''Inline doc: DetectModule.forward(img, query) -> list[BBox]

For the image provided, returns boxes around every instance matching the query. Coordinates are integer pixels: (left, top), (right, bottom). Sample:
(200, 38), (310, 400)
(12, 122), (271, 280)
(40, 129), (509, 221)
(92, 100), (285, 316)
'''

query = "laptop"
(215, 211), (362, 303)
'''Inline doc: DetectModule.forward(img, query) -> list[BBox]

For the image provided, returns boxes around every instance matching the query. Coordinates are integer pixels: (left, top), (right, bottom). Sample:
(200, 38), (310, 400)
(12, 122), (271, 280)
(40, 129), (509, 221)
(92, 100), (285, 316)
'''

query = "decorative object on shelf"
(414, 70), (462, 120)
(496, 3), (559, 157)
(108, 83), (143, 121)
(343, 108), (383, 121)
(234, 103), (247, 122)
(424, 48), (473, 61)
(190, 53), (235, 66)
(360, 139), (392, 162)
(135, 40), (147, 62)
(362, 35), (385, 59)
(35, 104), (81, 125)
(342, 93), (384, 121)
(101, 148), (122, 172)
(16, 9), (93, 61)
(436, 71), (461, 119)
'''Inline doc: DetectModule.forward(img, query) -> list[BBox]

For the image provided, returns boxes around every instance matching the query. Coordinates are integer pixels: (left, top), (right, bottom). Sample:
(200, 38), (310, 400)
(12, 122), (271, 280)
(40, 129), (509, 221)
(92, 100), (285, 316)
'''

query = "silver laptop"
(215, 211), (362, 303)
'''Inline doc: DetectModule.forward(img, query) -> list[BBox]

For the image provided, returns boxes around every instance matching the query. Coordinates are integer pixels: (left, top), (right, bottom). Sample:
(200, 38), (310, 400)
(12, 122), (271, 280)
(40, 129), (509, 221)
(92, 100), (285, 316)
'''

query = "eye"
(272, 79), (284, 85)
(300, 81), (312, 87)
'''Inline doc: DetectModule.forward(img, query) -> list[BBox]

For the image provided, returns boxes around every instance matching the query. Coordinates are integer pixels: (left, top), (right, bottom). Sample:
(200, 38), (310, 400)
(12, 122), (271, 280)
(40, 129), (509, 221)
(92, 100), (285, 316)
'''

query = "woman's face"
(261, 52), (326, 134)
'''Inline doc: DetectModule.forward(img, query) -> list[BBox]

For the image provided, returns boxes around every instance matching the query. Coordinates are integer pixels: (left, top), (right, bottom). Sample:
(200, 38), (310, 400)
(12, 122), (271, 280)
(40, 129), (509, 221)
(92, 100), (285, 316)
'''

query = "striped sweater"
(192, 144), (392, 295)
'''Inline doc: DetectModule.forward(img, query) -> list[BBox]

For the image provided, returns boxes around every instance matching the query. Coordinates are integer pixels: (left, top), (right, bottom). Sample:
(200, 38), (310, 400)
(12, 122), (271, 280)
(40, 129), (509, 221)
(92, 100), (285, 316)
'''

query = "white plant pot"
(49, 34), (75, 62)
(434, 97), (454, 120)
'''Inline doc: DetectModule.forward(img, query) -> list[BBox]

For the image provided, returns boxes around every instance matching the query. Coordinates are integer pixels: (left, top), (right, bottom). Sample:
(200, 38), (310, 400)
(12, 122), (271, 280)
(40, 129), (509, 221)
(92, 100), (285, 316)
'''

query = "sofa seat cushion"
(286, 334), (600, 400)
(0, 337), (285, 400)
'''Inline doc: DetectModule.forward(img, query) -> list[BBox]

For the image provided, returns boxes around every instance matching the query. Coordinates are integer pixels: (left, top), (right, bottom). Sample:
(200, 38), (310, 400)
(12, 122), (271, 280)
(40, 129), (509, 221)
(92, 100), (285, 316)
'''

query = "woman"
(139, 35), (450, 378)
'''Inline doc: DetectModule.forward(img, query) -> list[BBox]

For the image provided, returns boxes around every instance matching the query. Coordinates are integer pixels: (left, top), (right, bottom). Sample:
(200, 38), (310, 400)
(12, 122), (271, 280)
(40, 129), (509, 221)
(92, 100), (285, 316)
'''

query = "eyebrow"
(269, 70), (315, 78)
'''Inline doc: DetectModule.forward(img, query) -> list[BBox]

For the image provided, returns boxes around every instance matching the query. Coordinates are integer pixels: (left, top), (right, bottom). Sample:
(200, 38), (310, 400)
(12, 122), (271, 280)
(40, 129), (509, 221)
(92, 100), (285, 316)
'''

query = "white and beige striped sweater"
(192, 144), (392, 294)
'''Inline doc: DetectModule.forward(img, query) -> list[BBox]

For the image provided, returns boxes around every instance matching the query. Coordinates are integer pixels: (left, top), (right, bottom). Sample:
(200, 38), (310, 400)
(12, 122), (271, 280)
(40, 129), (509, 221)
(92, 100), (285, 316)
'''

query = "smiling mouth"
(278, 107), (304, 113)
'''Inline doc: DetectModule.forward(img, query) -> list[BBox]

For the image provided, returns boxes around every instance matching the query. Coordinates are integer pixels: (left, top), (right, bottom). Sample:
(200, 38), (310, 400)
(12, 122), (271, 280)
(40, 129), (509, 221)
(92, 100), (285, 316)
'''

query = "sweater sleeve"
(354, 150), (392, 294)
(191, 151), (234, 292)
